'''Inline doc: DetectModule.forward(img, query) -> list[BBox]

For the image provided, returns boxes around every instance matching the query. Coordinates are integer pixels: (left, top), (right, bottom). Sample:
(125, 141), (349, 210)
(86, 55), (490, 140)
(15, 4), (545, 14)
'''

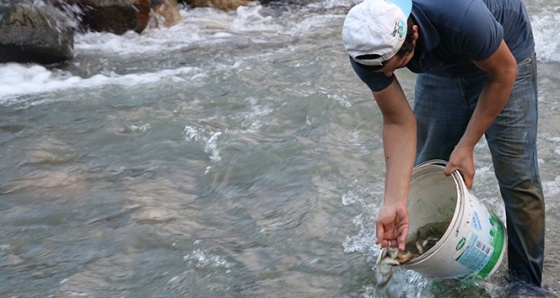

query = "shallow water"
(0, 0), (559, 297)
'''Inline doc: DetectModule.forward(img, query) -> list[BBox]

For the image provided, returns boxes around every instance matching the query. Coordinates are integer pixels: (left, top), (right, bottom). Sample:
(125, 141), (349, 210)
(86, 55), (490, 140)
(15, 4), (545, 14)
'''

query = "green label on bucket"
(453, 232), (493, 272)
(477, 213), (506, 278)
(451, 212), (506, 280)
(456, 237), (466, 251)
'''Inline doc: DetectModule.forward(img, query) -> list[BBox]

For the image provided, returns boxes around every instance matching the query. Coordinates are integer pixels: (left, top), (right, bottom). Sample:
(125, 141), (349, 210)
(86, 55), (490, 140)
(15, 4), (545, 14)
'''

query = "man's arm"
(372, 76), (416, 251)
(444, 40), (518, 187)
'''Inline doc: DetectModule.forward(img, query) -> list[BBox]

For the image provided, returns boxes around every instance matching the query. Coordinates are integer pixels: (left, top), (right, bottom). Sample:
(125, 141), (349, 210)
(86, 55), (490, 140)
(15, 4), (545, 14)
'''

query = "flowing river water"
(0, 0), (559, 297)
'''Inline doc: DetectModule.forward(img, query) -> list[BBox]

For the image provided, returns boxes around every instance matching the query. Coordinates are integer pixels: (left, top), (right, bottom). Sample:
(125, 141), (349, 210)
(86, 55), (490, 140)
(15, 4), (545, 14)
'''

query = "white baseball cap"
(342, 0), (412, 66)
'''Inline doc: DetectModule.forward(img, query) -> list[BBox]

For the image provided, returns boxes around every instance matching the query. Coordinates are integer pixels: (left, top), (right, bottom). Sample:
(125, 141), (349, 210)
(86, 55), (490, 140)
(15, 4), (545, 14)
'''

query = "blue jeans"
(413, 54), (545, 289)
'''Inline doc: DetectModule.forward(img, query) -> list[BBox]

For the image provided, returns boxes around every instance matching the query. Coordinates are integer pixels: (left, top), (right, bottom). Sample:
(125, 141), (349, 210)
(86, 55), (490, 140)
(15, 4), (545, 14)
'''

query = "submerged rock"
(150, 0), (182, 28)
(181, 0), (254, 11)
(0, 0), (74, 64)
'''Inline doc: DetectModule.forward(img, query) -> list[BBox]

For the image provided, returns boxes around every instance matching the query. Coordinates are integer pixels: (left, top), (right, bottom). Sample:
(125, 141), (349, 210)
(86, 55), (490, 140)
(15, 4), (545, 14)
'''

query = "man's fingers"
(444, 163), (474, 189)
(443, 162), (455, 176)
(464, 175), (473, 189)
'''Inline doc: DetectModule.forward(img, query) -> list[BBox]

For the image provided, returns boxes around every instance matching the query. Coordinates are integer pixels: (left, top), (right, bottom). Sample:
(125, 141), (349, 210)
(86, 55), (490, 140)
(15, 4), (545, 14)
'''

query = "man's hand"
(444, 143), (475, 189)
(375, 200), (409, 251)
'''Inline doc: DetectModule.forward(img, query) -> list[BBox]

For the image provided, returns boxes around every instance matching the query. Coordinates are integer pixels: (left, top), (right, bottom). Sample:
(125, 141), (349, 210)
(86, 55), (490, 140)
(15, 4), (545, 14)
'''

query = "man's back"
(407, 0), (534, 75)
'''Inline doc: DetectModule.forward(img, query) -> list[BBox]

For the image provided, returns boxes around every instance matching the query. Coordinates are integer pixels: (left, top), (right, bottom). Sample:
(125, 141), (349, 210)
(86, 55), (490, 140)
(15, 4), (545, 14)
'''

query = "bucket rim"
(414, 159), (468, 200)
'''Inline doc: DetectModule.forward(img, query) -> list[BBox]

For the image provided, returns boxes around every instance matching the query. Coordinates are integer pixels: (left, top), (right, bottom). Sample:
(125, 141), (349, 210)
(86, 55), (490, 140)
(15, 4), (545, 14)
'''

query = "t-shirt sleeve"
(349, 57), (394, 92)
(460, 0), (504, 61)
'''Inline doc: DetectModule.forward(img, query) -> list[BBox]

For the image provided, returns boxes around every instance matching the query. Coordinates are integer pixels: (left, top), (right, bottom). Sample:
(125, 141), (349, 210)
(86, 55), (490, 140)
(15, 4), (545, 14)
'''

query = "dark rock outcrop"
(0, 0), (74, 64)
(53, 0), (151, 34)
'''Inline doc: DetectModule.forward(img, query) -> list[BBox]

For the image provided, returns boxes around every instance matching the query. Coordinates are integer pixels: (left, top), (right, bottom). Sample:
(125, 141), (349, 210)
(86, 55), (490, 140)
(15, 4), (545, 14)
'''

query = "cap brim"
(387, 0), (412, 17)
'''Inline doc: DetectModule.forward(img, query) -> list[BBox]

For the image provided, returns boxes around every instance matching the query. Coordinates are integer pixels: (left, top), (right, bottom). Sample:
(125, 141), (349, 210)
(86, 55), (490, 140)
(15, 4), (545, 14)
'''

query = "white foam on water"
(543, 137), (560, 198)
(238, 97), (275, 133)
(328, 94), (352, 108)
(183, 125), (200, 141)
(0, 63), (198, 104)
(74, 7), (239, 54)
(205, 132), (223, 163)
(129, 123), (152, 133)
(532, 10), (560, 63)
(73, 3), (291, 56)
(543, 176), (560, 197)
(183, 248), (231, 269)
(0, 64), (80, 102)
(341, 190), (360, 206)
(231, 3), (284, 34)
(183, 125), (224, 164)
(340, 187), (380, 260)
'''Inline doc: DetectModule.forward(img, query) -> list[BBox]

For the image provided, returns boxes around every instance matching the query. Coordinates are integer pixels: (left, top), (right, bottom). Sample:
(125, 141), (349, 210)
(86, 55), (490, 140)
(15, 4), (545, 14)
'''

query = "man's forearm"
(382, 118), (416, 206)
(463, 40), (518, 149)
(459, 73), (515, 150)
(372, 78), (418, 206)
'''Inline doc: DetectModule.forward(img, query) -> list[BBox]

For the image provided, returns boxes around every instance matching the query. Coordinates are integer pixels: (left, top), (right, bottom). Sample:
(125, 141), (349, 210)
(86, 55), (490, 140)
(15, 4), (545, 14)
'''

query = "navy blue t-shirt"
(350, 0), (535, 92)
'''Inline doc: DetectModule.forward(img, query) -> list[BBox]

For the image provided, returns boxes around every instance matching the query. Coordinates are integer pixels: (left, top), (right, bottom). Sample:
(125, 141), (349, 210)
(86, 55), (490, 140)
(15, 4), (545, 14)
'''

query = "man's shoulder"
(412, 0), (498, 35)
(413, 0), (480, 22)
(413, 0), (472, 10)
(413, 0), (479, 10)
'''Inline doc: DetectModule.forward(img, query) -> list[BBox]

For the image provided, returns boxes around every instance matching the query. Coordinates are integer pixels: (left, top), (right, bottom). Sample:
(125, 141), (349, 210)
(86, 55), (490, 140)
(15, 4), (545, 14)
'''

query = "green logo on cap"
(392, 19), (406, 39)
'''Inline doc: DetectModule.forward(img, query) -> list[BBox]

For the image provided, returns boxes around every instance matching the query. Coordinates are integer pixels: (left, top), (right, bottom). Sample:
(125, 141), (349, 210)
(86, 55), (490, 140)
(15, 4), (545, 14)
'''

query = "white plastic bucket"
(402, 160), (507, 281)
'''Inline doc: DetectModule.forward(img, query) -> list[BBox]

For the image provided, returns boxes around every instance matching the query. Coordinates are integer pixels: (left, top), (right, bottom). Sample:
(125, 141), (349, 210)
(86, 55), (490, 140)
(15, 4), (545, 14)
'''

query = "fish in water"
(373, 220), (450, 289)
(372, 246), (414, 289)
